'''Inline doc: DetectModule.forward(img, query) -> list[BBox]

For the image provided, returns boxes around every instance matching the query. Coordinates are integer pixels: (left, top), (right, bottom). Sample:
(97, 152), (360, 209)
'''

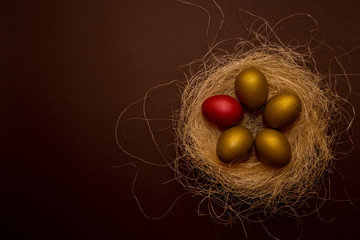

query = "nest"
(174, 38), (350, 223)
(115, 8), (354, 229)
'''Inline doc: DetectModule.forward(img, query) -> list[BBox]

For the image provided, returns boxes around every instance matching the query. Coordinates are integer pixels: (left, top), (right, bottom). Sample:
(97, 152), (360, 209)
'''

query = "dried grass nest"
(174, 38), (353, 223)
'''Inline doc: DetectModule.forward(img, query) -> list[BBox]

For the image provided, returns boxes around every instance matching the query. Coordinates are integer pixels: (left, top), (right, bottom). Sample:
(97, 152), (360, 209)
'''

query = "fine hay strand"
(174, 39), (349, 223)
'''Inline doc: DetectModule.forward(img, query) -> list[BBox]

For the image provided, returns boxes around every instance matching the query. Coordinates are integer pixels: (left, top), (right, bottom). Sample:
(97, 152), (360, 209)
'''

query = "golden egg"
(254, 129), (291, 167)
(235, 67), (268, 112)
(263, 92), (301, 129)
(216, 126), (254, 163)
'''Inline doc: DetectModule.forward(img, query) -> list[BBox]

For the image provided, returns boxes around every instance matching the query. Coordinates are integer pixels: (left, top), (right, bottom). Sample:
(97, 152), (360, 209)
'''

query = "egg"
(216, 126), (254, 163)
(263, 92), (301, 129)
(235, 67), (268, 112)
(202, 95), (244, 130)
(254, 129), (291, 167)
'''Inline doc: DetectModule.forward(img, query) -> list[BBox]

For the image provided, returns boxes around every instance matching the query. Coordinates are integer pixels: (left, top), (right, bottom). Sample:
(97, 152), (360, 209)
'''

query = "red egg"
(202, 95), (244, 130)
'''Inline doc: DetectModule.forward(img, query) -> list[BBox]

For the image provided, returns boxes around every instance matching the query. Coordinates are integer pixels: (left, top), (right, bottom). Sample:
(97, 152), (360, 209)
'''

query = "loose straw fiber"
(174, 39), (348, 223)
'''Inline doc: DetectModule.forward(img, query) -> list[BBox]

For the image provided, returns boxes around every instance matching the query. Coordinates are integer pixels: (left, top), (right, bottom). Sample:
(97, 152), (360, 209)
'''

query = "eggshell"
(255, 129), (291, 167)
(202, 95), (244, 130)
(235, 68), (268, 112)
(263, 92), (301, 129)
(216, 126), (254, 163)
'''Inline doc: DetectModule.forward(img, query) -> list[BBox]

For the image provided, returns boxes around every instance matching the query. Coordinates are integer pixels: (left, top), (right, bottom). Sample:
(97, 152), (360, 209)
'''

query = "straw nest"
(174, 38), (351, 223)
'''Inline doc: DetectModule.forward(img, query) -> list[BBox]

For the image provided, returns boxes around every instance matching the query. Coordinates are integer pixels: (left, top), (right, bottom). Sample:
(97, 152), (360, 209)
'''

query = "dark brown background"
(2, 0), (360, 239)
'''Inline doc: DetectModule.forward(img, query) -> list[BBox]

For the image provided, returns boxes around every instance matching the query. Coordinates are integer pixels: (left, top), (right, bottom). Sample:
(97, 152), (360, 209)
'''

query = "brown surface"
(2, 0), (360, 239)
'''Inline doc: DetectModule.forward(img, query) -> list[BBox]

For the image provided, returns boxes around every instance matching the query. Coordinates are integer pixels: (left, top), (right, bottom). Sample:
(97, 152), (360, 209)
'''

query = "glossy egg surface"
(235, 68), (268, 112)
(216, 126), (253, 163)
(254, 129), (291, 167)
(202, 95), (244, 129)
(263, 92), (301, 129)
